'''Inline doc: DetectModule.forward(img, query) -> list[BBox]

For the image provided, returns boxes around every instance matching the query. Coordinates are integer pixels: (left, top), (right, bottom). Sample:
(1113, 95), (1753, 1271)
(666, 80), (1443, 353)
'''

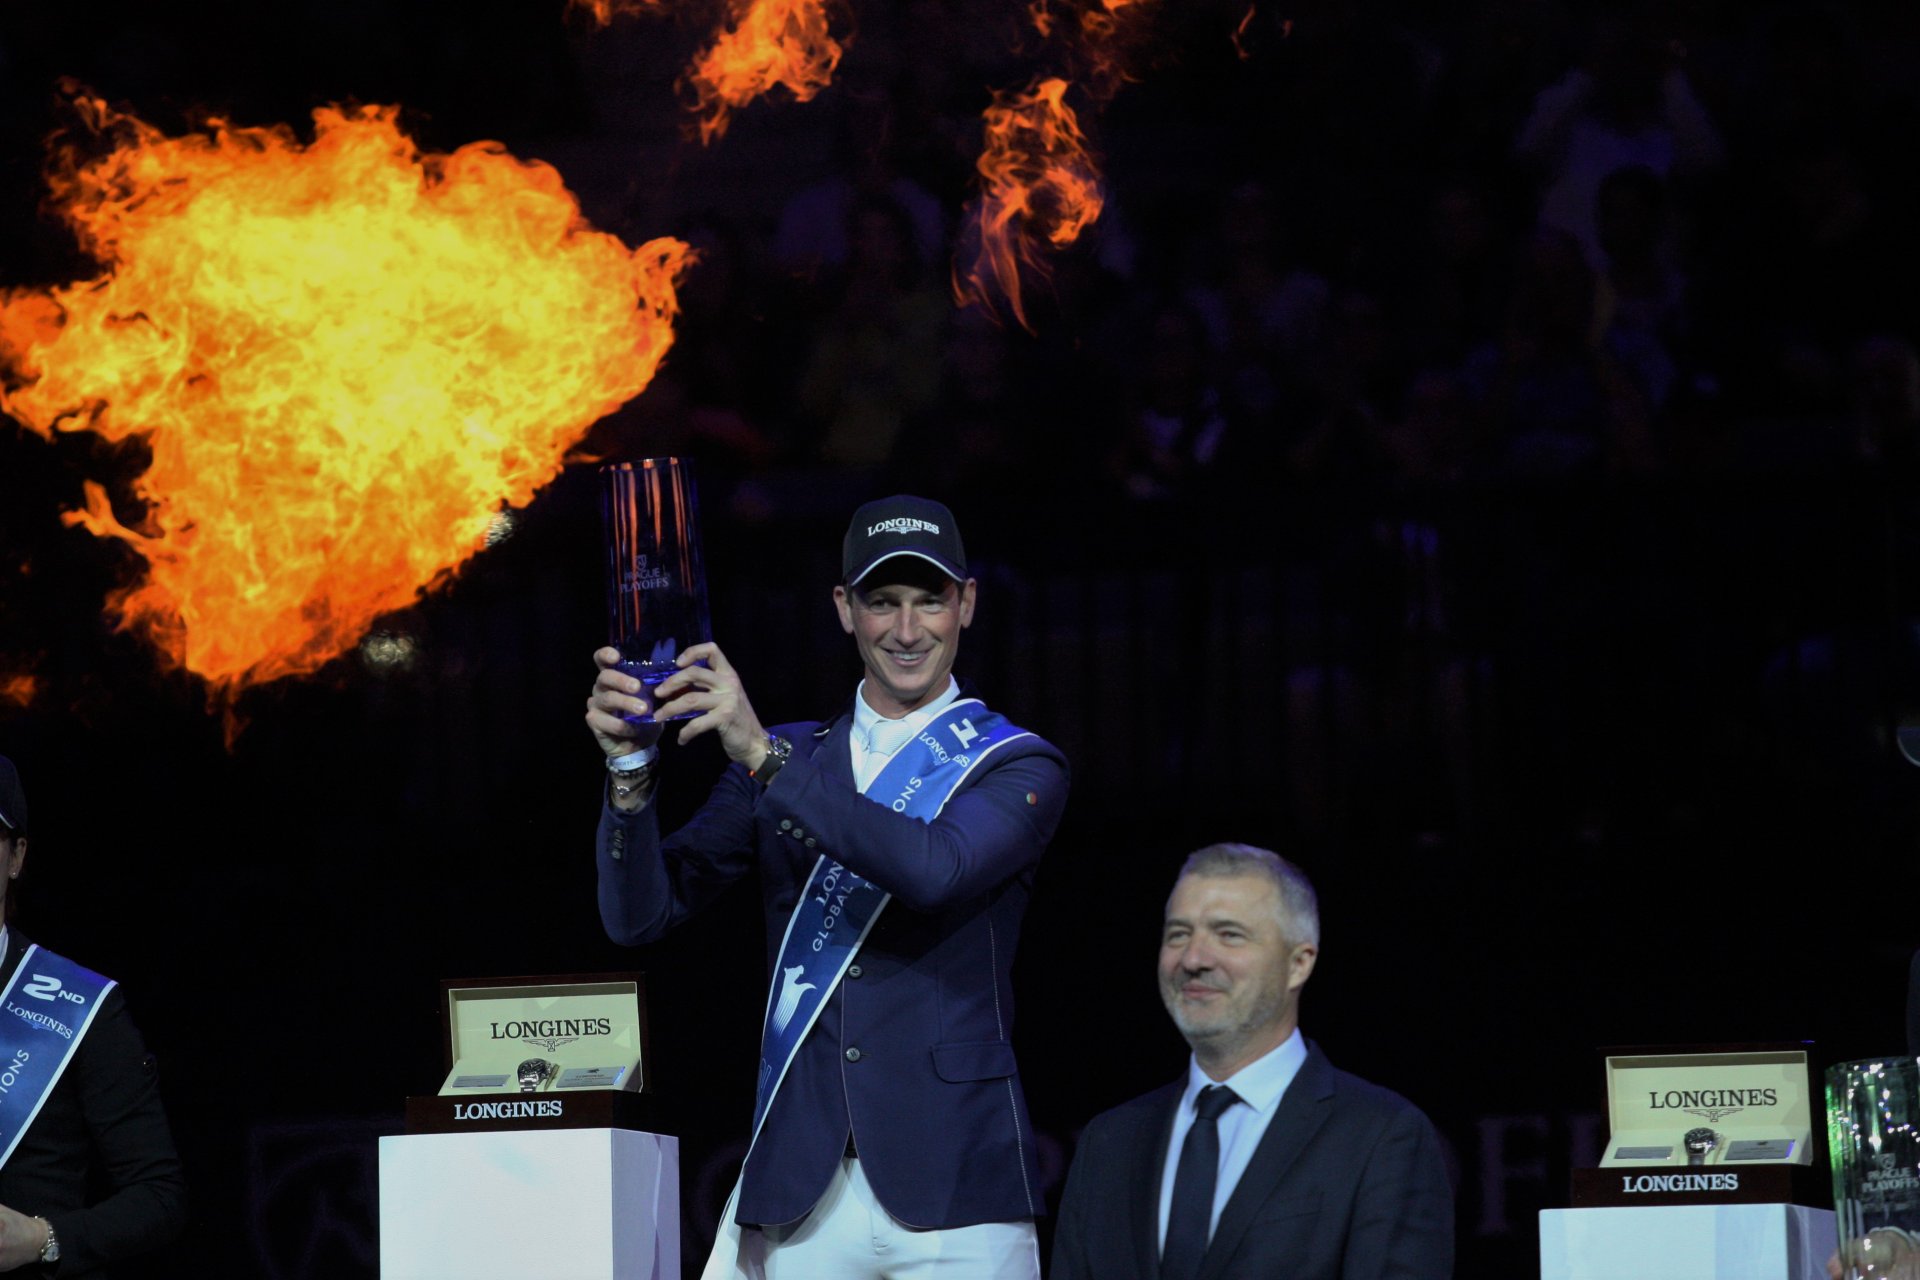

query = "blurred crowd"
(582, 0), (1920, 522)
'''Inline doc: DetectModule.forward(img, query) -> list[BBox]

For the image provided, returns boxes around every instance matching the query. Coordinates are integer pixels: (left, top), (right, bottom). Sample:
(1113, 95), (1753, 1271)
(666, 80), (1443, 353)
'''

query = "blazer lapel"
(1196, 1044), (1336, 1280)
(1133, 1082), (1183, 1276)
(811, 711), (856, 788)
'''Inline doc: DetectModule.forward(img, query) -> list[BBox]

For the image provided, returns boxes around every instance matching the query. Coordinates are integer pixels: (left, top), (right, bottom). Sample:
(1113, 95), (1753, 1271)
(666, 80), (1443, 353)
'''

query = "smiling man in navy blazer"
(1051, 844), (1453, 1280)
(586, 496), (1068, 1279)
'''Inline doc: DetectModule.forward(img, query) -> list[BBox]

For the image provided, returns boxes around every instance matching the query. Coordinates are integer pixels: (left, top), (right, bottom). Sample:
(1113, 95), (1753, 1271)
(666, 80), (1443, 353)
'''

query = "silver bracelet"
(611, 773), (655, 800)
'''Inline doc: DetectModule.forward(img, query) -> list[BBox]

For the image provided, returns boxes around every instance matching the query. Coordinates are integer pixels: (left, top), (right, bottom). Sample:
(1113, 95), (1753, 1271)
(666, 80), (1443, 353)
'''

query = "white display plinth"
(380, 1128), (679, 1280)
(1541, 1204), (1836, 1280)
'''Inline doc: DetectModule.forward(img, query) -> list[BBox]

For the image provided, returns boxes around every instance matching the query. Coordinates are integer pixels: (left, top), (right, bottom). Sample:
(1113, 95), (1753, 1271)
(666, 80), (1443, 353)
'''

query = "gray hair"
(1174, 843), (1320, 946)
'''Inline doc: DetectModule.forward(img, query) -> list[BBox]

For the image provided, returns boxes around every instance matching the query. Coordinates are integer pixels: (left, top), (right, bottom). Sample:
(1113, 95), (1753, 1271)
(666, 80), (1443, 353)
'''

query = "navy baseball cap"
(842, 496), (968, 585)
(0, 756), (25, 834)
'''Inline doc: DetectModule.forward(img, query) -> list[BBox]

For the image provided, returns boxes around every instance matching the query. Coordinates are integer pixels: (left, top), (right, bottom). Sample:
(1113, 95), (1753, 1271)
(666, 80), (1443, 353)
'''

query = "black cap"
(842, 496), (968, 585)
(0, 756), (25, 835)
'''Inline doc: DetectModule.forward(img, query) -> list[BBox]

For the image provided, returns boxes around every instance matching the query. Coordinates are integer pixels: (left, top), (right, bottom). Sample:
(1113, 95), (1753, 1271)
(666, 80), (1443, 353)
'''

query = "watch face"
(1684, 1127), (1718, 1155)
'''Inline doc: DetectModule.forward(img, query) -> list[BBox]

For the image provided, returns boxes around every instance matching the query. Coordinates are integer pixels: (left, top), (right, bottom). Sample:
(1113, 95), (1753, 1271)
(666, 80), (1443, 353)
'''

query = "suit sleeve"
(756, 741), (1068, 912)
(1048, 1123), (1103, 1280)
(43, 990), (187, 1269)
(597, 761), (761, 946)
(1339, 1103), (1454, 1280)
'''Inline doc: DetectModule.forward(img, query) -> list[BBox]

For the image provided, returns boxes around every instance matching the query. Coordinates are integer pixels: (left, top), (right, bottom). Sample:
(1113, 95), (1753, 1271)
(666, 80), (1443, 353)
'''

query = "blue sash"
(0, 944), (118, 1168)
(747, 699), (1031, 1144)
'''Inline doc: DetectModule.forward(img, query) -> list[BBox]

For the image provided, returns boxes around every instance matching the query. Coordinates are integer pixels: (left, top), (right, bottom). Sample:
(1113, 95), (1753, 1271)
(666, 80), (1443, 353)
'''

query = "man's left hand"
(0, 1203), (49, 1270)
(649, 643), (771, 770)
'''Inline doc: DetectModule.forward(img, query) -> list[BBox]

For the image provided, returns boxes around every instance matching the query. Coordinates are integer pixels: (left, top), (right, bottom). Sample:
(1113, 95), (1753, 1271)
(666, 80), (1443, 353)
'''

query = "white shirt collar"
(1180, 1027), (1308, 1118)
(851, 676), (962, 752)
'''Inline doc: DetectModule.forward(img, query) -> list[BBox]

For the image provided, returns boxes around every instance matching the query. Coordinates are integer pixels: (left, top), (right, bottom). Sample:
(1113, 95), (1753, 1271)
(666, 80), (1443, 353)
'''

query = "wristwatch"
(751, 734), (792, 787)
(1684, 1127), (1718, 1166)
(38, 1217), (58, 1263)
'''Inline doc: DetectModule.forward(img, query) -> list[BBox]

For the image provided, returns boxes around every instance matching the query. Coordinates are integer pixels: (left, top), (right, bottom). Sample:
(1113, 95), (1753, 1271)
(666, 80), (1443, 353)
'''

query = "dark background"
(3, 1), (1919, 1275)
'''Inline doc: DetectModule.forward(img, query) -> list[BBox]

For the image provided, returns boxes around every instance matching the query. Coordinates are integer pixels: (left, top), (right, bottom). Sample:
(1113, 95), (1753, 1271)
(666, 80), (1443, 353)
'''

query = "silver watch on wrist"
(38, 1217), (59, 1263)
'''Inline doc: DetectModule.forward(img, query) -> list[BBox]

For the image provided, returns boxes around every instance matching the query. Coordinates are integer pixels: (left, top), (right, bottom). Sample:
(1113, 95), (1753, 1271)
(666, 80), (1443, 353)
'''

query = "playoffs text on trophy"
(600, 457), (710, 724)
(1828, 1057), (1920, 1278)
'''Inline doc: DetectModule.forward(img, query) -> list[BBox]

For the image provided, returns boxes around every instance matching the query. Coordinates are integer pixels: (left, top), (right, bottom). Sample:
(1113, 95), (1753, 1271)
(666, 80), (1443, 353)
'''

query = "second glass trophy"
(600, 457), (710, 724)
(1828, 1056), (1920, 1278)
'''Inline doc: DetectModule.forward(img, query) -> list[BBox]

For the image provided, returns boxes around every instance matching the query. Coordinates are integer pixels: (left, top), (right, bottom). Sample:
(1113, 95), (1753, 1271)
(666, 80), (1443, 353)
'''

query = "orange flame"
(1232, 5), (1256, 58)
(953, 77), (1103, 331)
(1081, 0), (1148, 46)
(686, 0), (844, 143)
(0, 99), (690, 704)
(0, 672), (36, 708)
(569, 0), (665, 26)
(1030, 0), (1148, 43)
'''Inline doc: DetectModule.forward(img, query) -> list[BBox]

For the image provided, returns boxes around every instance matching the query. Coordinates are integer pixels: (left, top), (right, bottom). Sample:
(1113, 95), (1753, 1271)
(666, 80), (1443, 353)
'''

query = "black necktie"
(1162, 1084), (1240, 1280)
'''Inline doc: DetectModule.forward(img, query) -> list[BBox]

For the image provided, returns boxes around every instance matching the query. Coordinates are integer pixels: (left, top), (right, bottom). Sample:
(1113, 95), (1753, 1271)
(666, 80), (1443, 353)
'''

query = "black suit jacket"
(1050, 1042), (1454, 1280)
(0, 933), (186, 1277)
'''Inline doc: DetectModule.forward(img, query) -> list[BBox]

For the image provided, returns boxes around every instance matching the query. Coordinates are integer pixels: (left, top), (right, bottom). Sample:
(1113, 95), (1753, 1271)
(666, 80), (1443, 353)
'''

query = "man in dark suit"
(1051, 843), (1453, 1280)
(0, 755), (186, 1276)
(585, 496), (1068, 1279)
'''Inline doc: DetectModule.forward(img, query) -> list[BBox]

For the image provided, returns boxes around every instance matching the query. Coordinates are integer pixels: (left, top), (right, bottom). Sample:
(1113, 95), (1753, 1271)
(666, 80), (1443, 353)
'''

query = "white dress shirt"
(849, 677), (961, 791)
(1157, 1028), (1310, 1252)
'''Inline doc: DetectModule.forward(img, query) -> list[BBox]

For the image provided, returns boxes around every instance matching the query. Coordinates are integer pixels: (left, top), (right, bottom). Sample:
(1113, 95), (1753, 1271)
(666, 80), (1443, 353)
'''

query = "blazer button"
(779, 819), (793, 831)
(792, 826), (806, 839)
(805, 837), (817, 848)
(847, 965), (862, 979)
(844, 1047), (862, 1062)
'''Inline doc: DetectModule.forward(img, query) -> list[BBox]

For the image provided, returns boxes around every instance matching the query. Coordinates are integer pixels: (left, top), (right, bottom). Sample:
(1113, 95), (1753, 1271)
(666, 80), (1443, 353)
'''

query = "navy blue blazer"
(1050, 1042), (1454, 1280)
(597, 697), (1069, 1229)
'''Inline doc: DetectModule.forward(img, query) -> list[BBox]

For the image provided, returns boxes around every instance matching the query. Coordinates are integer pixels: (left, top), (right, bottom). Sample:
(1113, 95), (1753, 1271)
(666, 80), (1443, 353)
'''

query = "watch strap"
(750, 734), (792, 786)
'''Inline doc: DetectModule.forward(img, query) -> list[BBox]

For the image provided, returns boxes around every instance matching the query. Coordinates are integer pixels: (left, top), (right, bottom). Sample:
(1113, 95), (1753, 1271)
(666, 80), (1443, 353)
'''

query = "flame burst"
(0, 672), (37, 708)
(570, 0), (665, 25)
(686, 0), (845, 143)
(953, 78), (1103, 331)
(1080, 0), (1149, 46)
(1031, 0), (1146, 42)
(0, 99), (690, 703)
(1232, 5), (1256, 59)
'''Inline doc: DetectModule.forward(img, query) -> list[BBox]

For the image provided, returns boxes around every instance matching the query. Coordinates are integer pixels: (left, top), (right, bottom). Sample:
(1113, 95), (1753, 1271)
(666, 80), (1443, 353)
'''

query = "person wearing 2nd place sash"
(0, 756), (186, 1276)
(585, 495), (1069, 1279)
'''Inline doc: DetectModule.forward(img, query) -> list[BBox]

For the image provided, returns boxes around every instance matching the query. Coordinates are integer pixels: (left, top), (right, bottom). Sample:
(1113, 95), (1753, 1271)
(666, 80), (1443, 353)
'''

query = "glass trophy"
(1828, 1057), (1920, 1278)
(600, 458), (710, 724)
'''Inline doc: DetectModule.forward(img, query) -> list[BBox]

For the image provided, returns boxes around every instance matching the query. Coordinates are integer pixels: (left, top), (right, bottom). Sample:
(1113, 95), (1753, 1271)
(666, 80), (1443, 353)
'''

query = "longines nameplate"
(1727, 1139), (1795, 1161)
(557, 1066), (626, 1089)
